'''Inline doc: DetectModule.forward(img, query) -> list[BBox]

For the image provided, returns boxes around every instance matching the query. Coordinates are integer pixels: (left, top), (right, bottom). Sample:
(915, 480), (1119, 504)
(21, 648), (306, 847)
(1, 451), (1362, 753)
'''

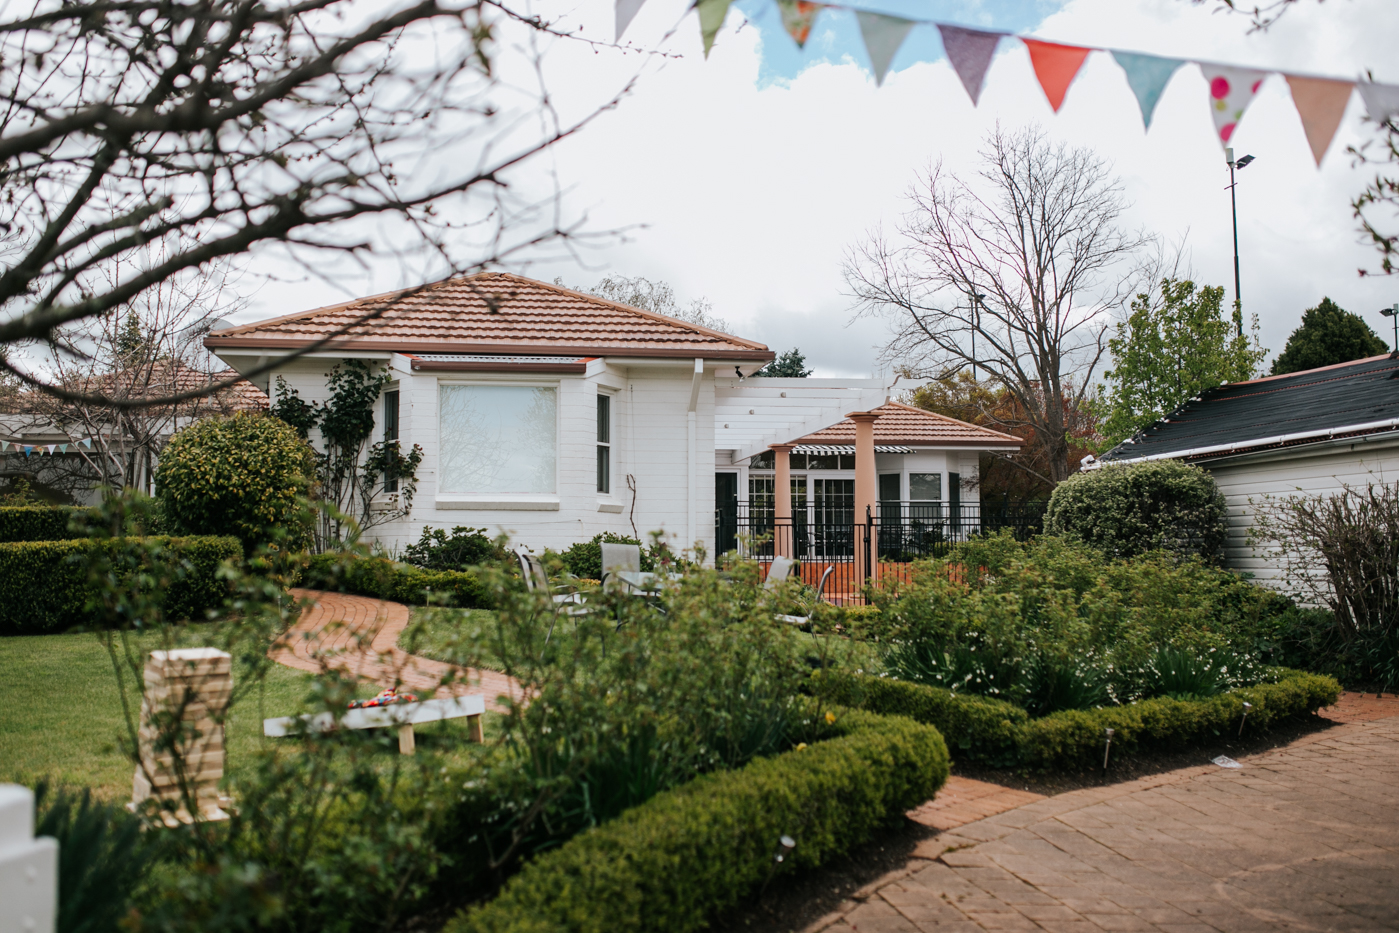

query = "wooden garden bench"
(263, 694), (486, 754)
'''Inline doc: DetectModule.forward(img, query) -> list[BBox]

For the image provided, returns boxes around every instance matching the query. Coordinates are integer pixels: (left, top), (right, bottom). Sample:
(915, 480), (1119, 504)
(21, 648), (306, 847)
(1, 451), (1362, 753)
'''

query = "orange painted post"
(848, 413), (879, 589)
(771, 444), (794, 559)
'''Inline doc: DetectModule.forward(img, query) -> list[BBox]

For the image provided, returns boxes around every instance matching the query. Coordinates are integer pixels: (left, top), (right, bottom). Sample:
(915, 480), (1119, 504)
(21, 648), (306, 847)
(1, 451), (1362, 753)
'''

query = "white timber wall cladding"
(1203, 437), (1399, 593)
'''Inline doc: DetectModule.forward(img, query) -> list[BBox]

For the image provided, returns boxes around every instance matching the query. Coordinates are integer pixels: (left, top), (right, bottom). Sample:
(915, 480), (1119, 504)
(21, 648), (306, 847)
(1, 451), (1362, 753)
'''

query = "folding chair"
(776, 565), (836, 630)
(516, 547), (587, 647)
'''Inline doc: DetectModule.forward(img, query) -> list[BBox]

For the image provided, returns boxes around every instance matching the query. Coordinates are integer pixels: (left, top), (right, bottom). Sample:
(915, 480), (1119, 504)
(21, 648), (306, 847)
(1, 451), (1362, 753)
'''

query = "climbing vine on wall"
(270, 360), (423, 548)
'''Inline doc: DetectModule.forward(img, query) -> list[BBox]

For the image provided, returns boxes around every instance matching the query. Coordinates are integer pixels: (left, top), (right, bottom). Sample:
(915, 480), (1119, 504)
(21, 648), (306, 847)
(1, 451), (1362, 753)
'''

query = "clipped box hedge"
(304, 552), (490, 609)
(816, 669), (1340, 772)
(0, 506), (95, 543)
(448, 709), (950, 933)
(0, 535), (241, 635)
(1017, 671), (1340, 770)
(815, 671), (1029, 767)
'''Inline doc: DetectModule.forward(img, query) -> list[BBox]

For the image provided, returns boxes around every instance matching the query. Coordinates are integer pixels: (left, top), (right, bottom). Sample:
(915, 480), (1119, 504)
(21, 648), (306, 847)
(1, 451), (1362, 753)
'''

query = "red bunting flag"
(1022, 39), (1091, 112)
(776, 0), (822, 49)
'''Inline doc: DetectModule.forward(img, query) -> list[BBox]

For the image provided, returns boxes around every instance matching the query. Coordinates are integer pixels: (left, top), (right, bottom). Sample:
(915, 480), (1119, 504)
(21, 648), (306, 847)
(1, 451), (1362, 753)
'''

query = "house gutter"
(1085, 417), (1399, 469)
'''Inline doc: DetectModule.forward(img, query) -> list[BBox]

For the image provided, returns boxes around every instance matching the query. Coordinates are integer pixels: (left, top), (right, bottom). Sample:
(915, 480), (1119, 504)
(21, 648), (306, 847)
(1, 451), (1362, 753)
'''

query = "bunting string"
(616, 0), (1399, 166)
(0, 437), (97, 457)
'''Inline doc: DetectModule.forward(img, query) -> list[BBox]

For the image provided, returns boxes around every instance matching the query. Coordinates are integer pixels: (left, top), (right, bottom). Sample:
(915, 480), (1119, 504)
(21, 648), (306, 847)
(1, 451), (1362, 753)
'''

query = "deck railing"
(714, 499), (1047, 604)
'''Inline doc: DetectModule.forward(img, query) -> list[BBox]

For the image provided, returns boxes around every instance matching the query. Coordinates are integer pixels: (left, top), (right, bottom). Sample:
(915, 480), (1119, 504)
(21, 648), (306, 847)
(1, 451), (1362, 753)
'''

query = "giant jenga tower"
(131, 647), (232, 824)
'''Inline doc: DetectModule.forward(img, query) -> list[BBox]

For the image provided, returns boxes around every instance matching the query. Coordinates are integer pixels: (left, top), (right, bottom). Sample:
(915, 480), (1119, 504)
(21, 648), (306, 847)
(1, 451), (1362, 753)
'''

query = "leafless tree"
(12, 254), (252, 495)
(0, 0), (634, 406)
(846, 125), (1150, 487)
(562, 275), (732, 333)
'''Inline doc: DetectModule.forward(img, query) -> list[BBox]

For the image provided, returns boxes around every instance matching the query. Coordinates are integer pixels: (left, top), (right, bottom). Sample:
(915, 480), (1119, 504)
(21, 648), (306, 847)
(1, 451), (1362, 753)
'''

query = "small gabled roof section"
(205, 272), (774, 362)
(795, 401), (1023, 448)
(1099, 353), (1399, 464)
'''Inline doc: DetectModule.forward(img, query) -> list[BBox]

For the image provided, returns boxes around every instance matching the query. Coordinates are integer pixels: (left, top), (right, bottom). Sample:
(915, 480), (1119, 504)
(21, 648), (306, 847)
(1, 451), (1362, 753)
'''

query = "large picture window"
(439, 385), (557, 494)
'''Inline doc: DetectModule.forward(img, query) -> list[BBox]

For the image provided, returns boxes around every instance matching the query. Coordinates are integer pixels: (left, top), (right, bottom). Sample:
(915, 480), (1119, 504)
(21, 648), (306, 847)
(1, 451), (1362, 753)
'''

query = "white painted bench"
(263, 694), (486, 754)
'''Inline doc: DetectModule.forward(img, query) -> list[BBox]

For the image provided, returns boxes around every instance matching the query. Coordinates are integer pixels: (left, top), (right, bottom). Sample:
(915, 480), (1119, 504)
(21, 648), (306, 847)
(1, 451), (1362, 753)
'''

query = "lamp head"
(1383, 306), (1398, 318)
(1235, 154), (1256, 169)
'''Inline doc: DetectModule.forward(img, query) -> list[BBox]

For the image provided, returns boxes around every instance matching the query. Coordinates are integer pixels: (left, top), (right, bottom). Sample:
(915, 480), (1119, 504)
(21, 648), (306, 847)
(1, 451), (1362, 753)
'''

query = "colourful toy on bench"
(348, 687), (419, 709)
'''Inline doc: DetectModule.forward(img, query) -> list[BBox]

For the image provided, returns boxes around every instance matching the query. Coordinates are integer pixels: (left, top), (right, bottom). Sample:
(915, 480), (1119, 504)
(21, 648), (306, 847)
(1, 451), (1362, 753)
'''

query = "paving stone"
(800, 714), (1399, 932)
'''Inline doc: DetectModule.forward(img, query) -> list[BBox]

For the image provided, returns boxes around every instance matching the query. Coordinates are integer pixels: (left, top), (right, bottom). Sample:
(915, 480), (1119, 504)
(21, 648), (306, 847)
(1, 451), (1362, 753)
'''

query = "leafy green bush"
(156, 411), (314, 551)
(822, 669), (1338, 772)
(0, 506), (94, 542)
(558, 532), (657, 579)
(448, 709), (949, 933)
(33, 783), (159, 933)
(304, 551), (491, 609)
(0, 535), (240, 635)
(402, 525), (505, 570)
(1045, 460), (1228, 562)
(873, 535), (1293, 706)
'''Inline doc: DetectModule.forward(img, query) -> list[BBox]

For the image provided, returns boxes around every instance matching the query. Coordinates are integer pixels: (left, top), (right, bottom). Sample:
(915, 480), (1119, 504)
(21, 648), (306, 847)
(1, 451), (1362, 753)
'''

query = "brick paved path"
(814, 716), (1399, 932)
(270, 589), (521, 712)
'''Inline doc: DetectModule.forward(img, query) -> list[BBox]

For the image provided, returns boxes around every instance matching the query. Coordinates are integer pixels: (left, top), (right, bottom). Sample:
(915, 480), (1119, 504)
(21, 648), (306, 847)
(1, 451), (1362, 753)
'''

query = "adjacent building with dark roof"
(1091, 353), (1399, 587)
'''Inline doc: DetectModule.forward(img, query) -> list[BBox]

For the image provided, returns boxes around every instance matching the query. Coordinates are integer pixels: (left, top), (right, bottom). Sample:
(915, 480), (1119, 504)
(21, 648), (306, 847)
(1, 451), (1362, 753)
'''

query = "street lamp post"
(970, 291), (986, 380)
(1382, 304), (1398, 353)
(1225, 147), (1255, 337)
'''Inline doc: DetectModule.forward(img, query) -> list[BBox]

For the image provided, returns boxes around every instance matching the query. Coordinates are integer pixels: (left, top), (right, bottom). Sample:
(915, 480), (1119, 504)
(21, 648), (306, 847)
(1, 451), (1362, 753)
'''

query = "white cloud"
(234, 0), (1399, 377)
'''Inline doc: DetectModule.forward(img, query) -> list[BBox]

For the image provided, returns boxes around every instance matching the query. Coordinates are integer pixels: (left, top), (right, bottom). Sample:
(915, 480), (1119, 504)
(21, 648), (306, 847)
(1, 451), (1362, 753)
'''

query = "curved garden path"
(270, 589), (522, 713)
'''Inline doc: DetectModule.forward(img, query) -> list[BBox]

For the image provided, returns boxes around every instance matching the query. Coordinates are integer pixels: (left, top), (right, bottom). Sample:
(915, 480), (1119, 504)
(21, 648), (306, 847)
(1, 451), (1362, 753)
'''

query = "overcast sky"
(232, 0), (1399, 379)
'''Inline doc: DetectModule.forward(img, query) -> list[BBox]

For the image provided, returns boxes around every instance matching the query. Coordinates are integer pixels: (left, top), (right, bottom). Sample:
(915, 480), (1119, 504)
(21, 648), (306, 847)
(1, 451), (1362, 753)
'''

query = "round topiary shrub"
(156, 412), (315, 551)
(1044, 460), (1228, 562)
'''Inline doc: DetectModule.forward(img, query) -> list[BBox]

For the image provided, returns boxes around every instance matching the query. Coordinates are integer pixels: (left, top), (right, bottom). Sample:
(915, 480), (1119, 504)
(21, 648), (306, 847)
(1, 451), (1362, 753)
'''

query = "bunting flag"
(1022, 39), (1091, 112)
(938, 25), (1003, 105)
(777, 0), (822, 48)
(1112, 51), (1185, 130)
(1357, 80), (1399, 125)
(1200, 64), (1267, 145)
(697, 0), (732, 57)
(855, 11), (914, 86)
(1286, 75), (1355, 165)
(615, 0), (647, 41)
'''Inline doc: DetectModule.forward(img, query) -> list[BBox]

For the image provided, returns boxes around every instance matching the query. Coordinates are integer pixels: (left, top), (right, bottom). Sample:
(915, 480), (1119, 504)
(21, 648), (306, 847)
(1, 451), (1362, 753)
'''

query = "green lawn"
(0, 629), (497, 798)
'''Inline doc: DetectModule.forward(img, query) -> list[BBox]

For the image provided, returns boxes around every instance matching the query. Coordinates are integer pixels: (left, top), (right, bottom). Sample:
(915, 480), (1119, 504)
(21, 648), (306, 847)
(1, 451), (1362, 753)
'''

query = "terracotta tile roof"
(796, 401), (1023, 447)
(205, 272), (774, 361)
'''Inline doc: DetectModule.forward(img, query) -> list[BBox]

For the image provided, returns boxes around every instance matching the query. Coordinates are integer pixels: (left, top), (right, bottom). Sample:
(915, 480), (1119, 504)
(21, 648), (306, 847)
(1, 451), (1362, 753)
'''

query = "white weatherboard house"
(207, 273), (1021, 559)
(1092, 353), (1399, 589)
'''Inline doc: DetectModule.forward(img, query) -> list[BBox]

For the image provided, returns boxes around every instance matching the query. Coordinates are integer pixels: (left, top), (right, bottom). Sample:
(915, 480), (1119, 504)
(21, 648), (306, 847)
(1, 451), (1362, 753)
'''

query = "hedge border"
(304, 552), (490, 609)
(815, 669), (1340, 771)
(0, 535), (242, 635)
(447, 709), (950, 933)
(0, 506), (95, 543)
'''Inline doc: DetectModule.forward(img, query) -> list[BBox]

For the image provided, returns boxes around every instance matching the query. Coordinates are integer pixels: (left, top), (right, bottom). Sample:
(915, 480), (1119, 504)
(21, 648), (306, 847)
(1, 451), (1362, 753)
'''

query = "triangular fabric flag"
(696, 0), (731, 58)
(1112, 50), (1185, 130)
(1199, 64), (1268, 146)
(82, 437), (92, 448)
(58, 443), (68, 453)
(45, 444), (55, 454)
(1285, 75), (1354, 166)
(1356, 80), (1399, 125)
(855, 11), (914, 87)
(776, 0), (822, 49)
(937, 25), (1004, 105)
(615, 0), (646, 40)
(1022, 39), (1091, 112)
(22, 446), (32, 456)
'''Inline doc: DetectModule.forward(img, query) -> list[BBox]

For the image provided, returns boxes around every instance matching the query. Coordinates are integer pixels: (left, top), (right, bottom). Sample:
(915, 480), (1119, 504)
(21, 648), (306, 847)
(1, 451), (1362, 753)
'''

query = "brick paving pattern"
(810, 716), (1399, 932)
(1318, 691), (1399, 724)
(908, 778), (1047, 833)
(270, 589), (521, 712)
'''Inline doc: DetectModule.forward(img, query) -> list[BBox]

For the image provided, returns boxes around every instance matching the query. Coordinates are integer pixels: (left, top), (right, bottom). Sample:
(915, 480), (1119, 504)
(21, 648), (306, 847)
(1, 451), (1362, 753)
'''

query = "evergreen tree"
(1102, 278), (1264, 446)
(757, 349), (812, 377)
(1269, 298), (1389, 375)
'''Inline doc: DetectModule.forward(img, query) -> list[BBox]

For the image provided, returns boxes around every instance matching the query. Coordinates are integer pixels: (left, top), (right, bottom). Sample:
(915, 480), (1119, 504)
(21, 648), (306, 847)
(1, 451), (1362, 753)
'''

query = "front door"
(715, 472), (739, 555)
(812, 478), (855, 557)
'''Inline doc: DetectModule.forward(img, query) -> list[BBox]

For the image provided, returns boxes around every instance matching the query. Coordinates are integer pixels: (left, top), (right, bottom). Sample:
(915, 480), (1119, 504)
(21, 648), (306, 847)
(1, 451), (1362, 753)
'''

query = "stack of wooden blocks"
(131, 647), (232, 824)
